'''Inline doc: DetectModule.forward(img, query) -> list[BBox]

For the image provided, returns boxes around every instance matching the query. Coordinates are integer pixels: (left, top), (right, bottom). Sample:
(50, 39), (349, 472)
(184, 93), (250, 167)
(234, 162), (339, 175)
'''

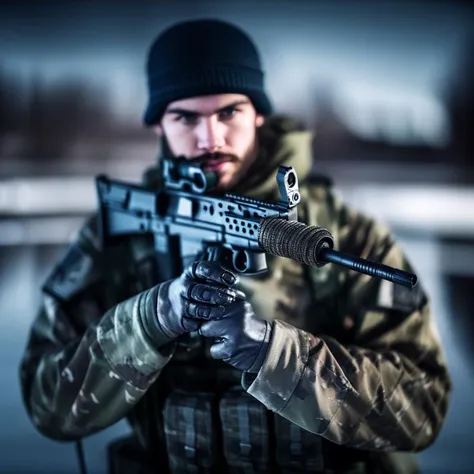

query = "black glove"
(141, 261), (238, 347)
(198, 298), (273, 373)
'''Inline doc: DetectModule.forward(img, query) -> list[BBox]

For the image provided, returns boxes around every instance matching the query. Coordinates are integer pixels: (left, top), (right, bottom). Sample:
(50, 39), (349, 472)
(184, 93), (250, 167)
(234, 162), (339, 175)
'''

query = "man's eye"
(219, 108), (238, 120)
(176, 115), (198, 125)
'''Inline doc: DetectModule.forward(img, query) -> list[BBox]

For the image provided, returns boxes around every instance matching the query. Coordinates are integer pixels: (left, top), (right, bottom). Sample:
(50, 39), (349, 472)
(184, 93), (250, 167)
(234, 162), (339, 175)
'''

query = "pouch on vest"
(163, 389), (218, 473)
(274, 414), (324, 473)
(219, 386), (271, 474)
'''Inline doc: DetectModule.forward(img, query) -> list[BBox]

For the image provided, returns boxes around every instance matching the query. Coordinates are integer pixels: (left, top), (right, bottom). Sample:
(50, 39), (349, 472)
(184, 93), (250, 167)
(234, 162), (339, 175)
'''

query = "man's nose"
(196, 117), (225, 152)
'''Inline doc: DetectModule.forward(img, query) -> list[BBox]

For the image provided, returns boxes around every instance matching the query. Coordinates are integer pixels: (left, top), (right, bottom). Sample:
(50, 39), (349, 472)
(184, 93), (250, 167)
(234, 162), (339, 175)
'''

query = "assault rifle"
(95, 157), (417, 288)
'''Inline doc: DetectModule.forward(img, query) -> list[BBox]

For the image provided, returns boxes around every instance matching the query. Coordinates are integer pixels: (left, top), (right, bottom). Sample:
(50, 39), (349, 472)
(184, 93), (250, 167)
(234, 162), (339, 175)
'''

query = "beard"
(162, 136), (237, 165)
(160, 134), (259, 191)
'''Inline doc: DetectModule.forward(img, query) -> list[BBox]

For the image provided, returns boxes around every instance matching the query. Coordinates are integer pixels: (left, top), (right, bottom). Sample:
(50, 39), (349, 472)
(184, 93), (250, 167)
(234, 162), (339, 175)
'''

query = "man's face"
(154, 93), (264, 191)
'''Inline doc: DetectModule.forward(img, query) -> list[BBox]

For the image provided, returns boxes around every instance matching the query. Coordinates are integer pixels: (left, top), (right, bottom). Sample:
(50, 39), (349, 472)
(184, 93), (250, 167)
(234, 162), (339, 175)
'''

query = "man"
(19, 19), (451, 474)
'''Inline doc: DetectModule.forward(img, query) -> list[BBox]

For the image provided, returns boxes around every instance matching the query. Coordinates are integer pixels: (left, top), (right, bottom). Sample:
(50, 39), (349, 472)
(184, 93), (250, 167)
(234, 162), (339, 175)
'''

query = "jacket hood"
(230, 114), (313, 200)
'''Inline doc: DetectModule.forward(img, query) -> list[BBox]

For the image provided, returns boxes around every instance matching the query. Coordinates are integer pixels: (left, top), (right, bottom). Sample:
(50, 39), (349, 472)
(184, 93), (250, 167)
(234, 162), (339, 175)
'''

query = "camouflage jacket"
(19, 116), (452, 474)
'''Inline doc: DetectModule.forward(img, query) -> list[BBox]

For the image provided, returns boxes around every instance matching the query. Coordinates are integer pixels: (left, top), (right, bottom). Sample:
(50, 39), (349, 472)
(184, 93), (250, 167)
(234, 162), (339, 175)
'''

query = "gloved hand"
(199, 298), (273, 373)
(141, 261), (238, 347)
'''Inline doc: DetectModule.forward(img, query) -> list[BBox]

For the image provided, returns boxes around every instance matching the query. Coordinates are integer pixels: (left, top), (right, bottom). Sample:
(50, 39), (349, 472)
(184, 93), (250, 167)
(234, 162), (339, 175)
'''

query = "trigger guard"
(231, 249), (267, 275)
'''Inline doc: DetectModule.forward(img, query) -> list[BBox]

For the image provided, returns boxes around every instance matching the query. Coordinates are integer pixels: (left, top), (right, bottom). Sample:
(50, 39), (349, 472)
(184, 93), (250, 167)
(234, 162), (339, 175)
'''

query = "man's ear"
(256, 114), (265, 128)
(152, 124), (163, 137)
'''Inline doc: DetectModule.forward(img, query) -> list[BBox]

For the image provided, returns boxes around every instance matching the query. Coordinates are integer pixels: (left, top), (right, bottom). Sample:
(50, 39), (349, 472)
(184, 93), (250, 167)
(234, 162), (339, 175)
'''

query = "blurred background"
(1, 1), (473, 473)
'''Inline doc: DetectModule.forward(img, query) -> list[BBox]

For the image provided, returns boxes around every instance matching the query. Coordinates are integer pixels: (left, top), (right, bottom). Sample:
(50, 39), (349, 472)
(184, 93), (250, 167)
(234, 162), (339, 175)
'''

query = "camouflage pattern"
(19, 115), (451, 473)
(219, 386), (272, 473)
(163, 390), (218, 472)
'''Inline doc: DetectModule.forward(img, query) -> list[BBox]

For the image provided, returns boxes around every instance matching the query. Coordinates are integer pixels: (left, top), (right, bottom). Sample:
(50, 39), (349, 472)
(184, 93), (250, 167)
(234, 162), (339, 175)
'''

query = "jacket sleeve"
(19, 216), (176, 441)
(243, 195), (452, 452)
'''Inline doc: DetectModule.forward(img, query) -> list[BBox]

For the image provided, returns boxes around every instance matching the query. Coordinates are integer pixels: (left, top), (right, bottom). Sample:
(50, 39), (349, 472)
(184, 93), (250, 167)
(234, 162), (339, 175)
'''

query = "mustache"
(189, 152), (238, 166)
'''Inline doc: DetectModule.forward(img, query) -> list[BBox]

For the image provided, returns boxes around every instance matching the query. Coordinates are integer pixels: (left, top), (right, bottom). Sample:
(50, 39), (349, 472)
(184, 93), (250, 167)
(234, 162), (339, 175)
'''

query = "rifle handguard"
(258, 218), (334, 268)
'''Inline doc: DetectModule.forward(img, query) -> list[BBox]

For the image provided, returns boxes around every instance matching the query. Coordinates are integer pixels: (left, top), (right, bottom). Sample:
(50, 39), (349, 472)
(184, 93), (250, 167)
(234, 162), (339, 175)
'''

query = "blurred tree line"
(0, 66), (113, 161)
(0, 35), (472, 166)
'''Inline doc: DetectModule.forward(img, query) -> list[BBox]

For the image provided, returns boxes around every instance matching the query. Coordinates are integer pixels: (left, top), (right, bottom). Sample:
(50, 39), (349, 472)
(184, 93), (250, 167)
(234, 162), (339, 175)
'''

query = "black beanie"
(143, 19), (273, 126)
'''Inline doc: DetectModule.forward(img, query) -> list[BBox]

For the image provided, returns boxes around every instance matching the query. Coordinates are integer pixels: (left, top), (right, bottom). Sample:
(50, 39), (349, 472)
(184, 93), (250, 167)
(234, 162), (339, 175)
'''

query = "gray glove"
(199, 298), (273, 374)
(141, 261), (238, 348)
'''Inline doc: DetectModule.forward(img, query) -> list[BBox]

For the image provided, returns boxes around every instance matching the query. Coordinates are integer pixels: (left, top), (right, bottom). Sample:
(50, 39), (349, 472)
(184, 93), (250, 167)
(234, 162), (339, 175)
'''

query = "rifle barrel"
(318, 247), (417, 289)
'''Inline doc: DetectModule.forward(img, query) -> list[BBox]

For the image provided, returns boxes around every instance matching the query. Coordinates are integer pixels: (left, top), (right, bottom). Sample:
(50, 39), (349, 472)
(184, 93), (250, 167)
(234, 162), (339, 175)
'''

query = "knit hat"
(143, 19), (273, 126)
